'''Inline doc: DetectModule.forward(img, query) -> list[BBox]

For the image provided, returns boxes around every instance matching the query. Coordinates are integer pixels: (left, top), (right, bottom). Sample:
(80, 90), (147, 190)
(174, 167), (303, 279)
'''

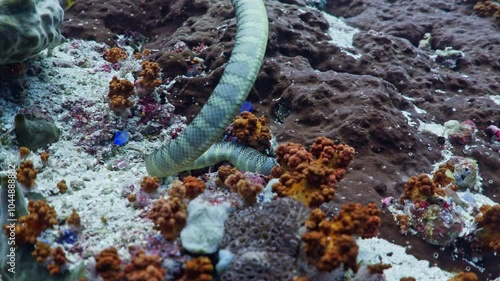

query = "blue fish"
(239, 101), (253, 114)
(113, 131), (130, 146)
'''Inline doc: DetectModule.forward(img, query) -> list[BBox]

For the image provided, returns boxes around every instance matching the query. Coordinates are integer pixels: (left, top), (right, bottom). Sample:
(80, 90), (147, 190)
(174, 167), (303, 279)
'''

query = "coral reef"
(221, 169), (263, 206)
(147, 197), (187, 240)
(179, 256), (213, 281)
(16, 160), (37, 188)
(32, 241), (52, 263)
(271, 137), (355, 207)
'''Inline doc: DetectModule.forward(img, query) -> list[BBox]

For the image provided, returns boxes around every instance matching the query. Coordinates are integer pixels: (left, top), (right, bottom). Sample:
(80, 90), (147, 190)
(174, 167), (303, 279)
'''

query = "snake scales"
(145, 0), (277, 177)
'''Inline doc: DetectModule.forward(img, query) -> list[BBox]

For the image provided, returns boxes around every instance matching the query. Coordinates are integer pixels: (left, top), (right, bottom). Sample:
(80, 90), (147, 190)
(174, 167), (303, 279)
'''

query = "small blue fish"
(240, 101), (253, 114)
(113, 131), (130, 146)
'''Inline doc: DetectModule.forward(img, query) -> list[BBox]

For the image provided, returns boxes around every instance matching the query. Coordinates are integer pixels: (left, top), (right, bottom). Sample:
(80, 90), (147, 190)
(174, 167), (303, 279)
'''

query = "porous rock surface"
(63, 0), (500, 278)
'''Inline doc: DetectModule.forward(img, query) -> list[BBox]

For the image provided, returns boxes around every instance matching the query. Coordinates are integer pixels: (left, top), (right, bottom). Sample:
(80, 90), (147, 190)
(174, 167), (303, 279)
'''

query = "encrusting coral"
(178, 256), (213, 281)
(302, 203), (381, 272)
(104, 47), (128, 64)
(123, 250), (165, 281)
(147, 197), (187, 240)
(474, 204), (500, 251)
(95, 247), (124, 281)
(230, 111), (271, 152)
(16, 160), (37, 188)
(271, 136), (355, 207)
(108, 76), (135, 114)
(3, 200), (58, 246)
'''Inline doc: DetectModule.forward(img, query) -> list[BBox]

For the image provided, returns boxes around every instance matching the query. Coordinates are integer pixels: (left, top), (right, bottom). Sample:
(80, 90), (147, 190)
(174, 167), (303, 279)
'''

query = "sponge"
(0, 0), (73, 65)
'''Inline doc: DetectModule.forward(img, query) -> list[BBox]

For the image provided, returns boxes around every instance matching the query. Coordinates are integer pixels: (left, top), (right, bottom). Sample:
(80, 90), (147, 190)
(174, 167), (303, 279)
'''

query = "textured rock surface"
(63, 0), (500, 278)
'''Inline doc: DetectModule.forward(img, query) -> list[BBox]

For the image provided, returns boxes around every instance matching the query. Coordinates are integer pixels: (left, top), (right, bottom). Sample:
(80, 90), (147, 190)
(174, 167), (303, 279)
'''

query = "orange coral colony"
(19, 146), (30, 158)
(40, 151), (50, 162)
(302, 203), (381, 272)
(140, 176), (160, 193)
(230, 111), (271, 152)
(179, 256), (214, 281)
(475, 204), (500, 251)
(47, 246), (68, 275)
(108, 76), (135, 114)
(57, 179), (68, 194)
(6, 200), (59, 246)
(448, 271), (479, 281)
(95, 247), (124, 281)
(147, 197), (187, 240)
(104, 47), (128, 64)
(123, 250), (165, 281)
(271, 136), (355, 207)
(138, 60), (162, 92)
(168, 176), (206, 200)
(16, 160), (37, 188)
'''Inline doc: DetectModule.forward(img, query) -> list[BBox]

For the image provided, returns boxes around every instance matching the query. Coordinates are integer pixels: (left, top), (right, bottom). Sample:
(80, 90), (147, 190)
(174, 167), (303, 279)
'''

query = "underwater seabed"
(0, 39), (499, 281)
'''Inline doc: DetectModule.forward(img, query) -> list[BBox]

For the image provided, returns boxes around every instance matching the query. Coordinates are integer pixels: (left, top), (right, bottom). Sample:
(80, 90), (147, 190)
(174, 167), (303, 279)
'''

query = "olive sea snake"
(145, 0), (277, 177)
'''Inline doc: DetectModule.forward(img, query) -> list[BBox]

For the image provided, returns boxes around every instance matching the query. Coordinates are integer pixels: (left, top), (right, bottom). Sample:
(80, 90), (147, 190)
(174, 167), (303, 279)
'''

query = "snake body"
(145, 0), (276, 177)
